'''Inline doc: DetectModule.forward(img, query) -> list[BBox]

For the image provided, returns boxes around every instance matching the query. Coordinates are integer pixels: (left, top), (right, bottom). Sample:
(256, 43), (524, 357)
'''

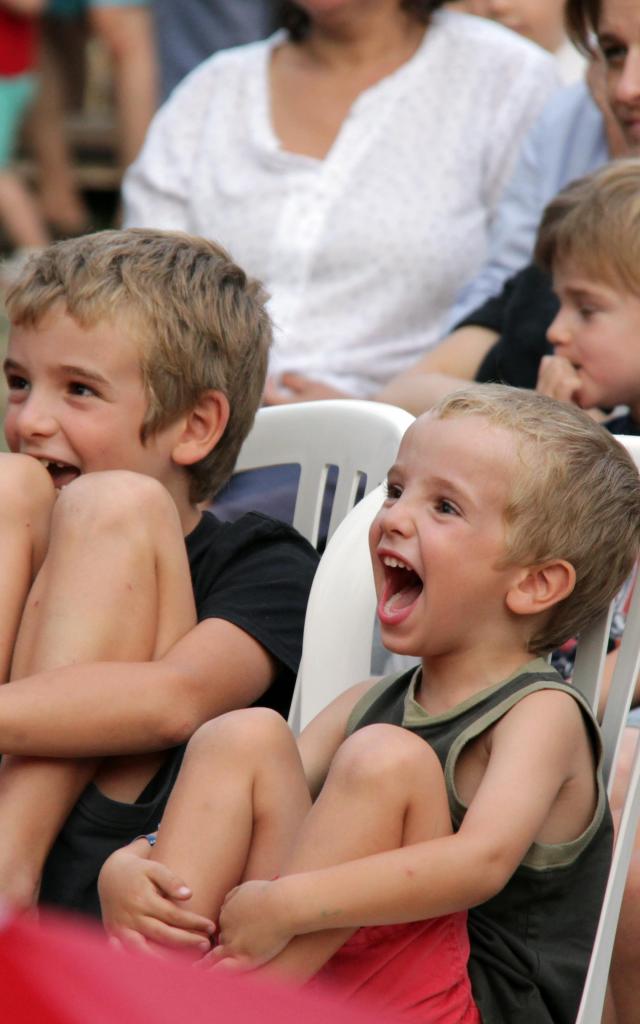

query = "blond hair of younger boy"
(99, 385), (640, 1024)
(0, 228), (317, 914)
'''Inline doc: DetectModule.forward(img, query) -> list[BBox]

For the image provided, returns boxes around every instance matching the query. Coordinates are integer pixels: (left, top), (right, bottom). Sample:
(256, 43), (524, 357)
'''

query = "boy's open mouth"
(38, 458), (81, 489)
(379, 555), (423, 624)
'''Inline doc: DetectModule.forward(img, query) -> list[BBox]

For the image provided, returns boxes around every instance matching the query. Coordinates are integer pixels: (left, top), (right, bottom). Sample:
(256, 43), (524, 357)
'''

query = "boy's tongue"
(384, 580), (422, 613)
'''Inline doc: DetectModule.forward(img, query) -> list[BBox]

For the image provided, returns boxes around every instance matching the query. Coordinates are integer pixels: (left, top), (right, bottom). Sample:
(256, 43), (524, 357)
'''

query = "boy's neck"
(416, 646), (536, 715)
(180, 504), (203, 536)
(163, 477), (202, 536)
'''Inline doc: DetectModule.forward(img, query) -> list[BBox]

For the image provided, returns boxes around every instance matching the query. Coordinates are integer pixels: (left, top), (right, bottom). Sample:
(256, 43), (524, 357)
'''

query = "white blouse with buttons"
(124, 10), (559, 397)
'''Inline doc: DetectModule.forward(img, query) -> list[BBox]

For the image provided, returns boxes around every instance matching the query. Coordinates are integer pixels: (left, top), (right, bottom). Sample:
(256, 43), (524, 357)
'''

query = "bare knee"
(185, 708), (294, 766)
(0, 452), (56, 520)
(51, 470), (180, 545)
(330, 724), (443, 794)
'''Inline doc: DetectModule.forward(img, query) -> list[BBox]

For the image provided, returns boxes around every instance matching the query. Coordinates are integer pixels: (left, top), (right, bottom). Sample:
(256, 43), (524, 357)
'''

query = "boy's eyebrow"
(3, 356), (23, 372)
(57, 364), (112, 387)
(429, 474), (476, 506)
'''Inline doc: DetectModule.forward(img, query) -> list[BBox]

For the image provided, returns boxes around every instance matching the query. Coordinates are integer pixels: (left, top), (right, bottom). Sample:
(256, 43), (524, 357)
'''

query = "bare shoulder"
(495, 687), (587, 741)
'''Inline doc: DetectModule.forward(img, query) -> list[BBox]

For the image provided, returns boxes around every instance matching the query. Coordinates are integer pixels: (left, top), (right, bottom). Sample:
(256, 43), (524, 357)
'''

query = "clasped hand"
(206, 879), (294, 970)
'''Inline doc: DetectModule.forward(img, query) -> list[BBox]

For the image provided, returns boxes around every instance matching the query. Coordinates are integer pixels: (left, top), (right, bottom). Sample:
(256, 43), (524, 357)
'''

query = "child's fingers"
(140, 884), (214, 935)
(116, 927), (158, 955)
(196, 947), (250, 972)
(137, 917), (213, 953)
(145, 861), (193, 901)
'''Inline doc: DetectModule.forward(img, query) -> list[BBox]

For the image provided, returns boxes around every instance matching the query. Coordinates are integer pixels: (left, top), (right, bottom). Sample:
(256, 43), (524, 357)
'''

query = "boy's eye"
(68, 381), (97, 398)
(5, 373), (29, 392)
(383, 480), (402, 500)
(599, 42), (627, 67)
(578, 306), (597, 321)
(436, 498), (459, 516)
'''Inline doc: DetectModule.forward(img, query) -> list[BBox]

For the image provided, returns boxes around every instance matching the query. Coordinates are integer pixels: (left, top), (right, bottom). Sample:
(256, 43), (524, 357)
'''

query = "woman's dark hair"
(280, 1), (447, 41)
(565, 0), (602, 55)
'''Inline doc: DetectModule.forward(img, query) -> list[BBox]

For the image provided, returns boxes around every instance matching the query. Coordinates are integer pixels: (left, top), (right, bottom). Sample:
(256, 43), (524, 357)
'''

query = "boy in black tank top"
(98, 385), (640, 1024)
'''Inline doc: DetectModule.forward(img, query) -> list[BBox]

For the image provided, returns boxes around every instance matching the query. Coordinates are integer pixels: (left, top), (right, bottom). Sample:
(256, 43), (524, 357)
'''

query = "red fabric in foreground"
(0, 904), (394, 1024)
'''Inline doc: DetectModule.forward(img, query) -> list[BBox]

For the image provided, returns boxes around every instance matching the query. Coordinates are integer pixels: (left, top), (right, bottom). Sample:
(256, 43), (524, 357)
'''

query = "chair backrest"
(290, 433), (640, 1024)
(234, 401), (414, 548)
(288, 484), (385, 733)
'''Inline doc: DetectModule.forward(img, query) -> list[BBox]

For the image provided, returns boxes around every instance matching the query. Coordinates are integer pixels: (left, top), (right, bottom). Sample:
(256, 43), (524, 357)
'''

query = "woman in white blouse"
(124, 0), (558, 401)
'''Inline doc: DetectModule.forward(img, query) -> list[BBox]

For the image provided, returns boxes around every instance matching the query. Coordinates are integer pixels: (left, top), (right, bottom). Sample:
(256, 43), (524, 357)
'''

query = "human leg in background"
(88, 3), (157, 174)
(25, 21), (92, 237)
(0, 75), (50, 252)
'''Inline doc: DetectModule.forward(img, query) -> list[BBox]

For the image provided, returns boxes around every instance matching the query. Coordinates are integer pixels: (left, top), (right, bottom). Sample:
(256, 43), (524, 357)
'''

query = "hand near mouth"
(536, 355), (582, 406)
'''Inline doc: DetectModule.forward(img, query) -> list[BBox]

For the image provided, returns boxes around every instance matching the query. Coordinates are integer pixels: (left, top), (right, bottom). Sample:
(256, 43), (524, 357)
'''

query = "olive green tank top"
(347, 658), (613, 1024)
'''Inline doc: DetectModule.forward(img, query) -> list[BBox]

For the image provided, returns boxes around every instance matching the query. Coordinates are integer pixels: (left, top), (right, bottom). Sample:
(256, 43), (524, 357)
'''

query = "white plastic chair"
(234, 401), (414, 548)
(291, 433), (640, 1024)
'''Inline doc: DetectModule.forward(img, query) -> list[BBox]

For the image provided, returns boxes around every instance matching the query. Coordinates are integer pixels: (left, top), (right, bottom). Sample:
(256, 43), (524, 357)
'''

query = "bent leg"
(149, 709), (312, 921)
(0, 454), (55, 683)
(265, 723), (453, 982)
(0, 471), (196, 906)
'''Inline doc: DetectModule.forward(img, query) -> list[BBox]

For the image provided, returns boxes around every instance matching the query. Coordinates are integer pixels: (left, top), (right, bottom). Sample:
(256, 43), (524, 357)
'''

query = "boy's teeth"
(383, 556), (411, 570)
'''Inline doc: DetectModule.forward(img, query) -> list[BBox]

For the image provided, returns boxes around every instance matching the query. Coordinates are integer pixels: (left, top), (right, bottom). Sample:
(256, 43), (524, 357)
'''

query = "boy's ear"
(505, 560), (576, 618)
(171, 390), (230, 467)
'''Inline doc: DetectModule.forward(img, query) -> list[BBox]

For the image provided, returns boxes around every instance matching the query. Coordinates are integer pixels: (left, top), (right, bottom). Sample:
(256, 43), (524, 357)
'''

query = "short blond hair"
(535, 159), (640, 295)
(431, 385), (640, 653)
(5, 229), (272, 501)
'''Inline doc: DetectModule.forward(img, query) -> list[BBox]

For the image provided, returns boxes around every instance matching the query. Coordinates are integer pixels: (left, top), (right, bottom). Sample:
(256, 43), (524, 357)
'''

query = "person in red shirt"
(0, 1), (50, 276)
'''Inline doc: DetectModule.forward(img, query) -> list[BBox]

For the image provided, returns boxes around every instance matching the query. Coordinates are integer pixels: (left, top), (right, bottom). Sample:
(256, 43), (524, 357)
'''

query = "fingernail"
(177, 886), (191, 896)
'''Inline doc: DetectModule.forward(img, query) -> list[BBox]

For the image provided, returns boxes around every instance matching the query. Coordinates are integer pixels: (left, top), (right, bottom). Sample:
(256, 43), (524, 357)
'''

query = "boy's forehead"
(8, 305), (146, 376)
(398, 413), (523, 482)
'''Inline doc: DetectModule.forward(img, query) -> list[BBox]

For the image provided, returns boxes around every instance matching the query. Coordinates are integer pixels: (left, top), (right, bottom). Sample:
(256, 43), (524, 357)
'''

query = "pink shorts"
(306, 911), (480, 1024)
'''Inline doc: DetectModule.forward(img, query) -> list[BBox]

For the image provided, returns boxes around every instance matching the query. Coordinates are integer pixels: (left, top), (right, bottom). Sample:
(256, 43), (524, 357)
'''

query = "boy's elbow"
(152, 667), (208, 748)
(461, 837), (518, 906)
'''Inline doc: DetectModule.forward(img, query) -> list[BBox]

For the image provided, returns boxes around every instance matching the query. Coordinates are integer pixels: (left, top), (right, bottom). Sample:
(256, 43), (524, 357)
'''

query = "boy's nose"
(546, 310), (571, 350)
(377, 496), (414, 538)
(14, 395), (58, 441)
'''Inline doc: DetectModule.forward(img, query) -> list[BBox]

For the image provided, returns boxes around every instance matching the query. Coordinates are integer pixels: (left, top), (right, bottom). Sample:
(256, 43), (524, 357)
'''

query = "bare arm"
(0, 618), (276, 757)
(374, 326), (498, 415)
